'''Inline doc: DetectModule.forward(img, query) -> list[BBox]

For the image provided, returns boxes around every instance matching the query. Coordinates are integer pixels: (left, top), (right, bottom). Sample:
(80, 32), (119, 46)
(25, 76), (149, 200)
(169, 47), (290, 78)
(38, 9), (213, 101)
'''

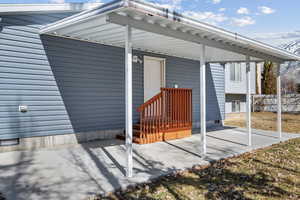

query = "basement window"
(232, 100), (241, 113)
(0, 138), (19, 146)
(230, 63), (242, 82)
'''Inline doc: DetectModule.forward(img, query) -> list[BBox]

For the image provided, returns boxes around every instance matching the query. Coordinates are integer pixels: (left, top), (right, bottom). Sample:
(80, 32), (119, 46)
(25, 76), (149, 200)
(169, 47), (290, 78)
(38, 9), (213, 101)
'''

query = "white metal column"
(125, 25), (133, 177)
(200, 44), (206, 155)
(276, 63), (282, 139)
(246, 55), (252, 146)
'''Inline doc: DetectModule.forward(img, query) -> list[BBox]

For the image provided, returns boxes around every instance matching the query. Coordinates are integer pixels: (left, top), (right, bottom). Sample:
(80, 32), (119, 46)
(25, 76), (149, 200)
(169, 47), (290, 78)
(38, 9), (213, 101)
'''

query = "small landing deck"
(117, 128), (192, 144)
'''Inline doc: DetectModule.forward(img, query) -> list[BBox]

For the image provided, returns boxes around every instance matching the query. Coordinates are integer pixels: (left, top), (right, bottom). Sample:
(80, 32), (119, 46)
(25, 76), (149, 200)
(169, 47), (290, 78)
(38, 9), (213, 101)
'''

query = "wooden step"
(116, 134), (142, 144)
(133, 124), (141, 130)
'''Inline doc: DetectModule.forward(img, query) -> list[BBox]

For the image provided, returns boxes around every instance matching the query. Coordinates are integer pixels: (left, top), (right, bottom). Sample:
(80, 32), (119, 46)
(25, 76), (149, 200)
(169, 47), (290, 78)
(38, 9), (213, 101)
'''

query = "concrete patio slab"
(0, 127), (299, 200)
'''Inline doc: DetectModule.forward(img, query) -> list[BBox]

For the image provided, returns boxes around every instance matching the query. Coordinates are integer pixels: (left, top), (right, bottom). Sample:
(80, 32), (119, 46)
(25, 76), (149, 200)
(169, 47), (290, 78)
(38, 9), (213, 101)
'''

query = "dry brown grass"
(98, 138), (300, 200)
(224, 112), (300, 133)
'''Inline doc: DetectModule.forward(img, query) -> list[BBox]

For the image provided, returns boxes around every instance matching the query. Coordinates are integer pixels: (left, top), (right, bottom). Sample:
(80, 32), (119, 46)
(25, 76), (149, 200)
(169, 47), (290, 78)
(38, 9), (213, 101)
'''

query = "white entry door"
(144, 56), (165, 102)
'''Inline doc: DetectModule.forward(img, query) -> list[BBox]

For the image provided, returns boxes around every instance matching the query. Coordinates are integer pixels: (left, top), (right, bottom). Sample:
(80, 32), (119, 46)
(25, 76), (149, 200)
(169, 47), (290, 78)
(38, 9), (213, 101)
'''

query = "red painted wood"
(137, 88), (192, 144)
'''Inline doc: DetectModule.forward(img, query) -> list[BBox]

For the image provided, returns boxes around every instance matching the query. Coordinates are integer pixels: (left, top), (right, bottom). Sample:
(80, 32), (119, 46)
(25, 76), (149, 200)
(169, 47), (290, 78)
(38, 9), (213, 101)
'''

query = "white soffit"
(40, 0), (300, 63)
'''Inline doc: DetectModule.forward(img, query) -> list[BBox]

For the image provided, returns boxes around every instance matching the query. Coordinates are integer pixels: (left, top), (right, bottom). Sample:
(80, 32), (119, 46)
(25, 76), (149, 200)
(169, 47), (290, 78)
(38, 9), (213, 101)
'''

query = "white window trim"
(230, 63), (242, 82)
(232, 100), (241, 113)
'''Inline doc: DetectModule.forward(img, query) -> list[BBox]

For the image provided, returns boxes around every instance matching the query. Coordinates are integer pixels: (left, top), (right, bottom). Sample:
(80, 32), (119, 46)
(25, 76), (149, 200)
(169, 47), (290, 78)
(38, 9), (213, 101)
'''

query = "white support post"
(200, 44), (206, 155)
(246, 55), (252, 146)
(276, 63), (282, 139)
(125, 25), (133, 178)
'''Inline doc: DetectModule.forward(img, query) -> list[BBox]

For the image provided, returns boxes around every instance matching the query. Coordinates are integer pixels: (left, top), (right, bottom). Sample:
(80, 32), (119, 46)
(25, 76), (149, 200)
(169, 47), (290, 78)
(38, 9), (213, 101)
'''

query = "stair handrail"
(137, 92), (163, 112)
(136, 88), (193, 144)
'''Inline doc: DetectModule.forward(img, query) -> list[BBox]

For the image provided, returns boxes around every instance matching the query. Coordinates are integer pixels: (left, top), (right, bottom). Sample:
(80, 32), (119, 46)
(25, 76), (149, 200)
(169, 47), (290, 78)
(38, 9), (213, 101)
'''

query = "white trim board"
(143, 56), (166, 102)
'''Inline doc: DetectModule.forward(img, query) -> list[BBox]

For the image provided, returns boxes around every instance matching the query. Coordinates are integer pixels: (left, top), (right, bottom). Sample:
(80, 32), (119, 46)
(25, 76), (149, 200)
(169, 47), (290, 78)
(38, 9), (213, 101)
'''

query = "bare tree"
(261, 61), (277, 94)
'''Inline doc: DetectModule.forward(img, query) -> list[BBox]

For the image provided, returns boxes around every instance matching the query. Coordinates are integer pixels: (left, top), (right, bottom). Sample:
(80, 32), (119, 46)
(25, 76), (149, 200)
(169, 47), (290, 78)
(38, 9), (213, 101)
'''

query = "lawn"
(99, 137), (300, 200)
(225, 112), (300, 133)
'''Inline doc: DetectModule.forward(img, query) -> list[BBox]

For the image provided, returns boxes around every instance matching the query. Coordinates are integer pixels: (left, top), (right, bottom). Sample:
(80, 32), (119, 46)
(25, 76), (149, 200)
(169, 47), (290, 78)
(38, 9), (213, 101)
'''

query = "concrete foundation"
(0, 120), (222, 153)
(0, 129), (124, 153)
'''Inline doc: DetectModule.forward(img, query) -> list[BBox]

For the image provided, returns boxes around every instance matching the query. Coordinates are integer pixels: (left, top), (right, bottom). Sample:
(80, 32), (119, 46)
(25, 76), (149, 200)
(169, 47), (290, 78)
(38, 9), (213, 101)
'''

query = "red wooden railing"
(137, 88), (192, 143)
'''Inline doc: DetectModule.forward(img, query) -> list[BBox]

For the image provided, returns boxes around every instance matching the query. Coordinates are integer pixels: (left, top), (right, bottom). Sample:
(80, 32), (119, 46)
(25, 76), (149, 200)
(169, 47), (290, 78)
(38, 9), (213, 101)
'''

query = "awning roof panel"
(40, 0), (300, 63)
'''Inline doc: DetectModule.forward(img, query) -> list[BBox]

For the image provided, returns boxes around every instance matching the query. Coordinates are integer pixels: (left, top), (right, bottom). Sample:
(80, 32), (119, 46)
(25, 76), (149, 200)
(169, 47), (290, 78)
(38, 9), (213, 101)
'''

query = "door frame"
(143, 56), (166, 102)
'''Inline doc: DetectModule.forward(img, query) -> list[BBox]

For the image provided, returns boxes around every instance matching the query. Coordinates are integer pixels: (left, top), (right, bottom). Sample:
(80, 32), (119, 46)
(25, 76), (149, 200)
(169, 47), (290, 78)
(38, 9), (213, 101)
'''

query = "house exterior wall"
(0, 13), (225, 141)
(225, 94), (246, 114)
(225, 62), (256, 94)
(225, 62), (256, 115)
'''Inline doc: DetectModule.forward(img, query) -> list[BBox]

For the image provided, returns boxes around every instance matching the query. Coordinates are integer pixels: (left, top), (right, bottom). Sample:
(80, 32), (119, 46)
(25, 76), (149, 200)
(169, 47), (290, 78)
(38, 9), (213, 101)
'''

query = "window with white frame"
(230, 63), (242, 82)
(232, 100), (241, 113)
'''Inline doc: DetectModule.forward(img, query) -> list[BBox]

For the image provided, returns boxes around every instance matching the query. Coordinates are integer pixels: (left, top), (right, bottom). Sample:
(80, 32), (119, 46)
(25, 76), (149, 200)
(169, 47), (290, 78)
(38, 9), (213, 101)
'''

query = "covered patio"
(0, 127), (299, 200)
(40, 0), (300, 178)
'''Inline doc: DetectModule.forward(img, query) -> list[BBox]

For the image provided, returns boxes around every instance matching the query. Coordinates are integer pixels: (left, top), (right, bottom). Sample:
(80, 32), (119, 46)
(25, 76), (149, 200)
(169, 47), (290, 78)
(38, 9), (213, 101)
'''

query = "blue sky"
(2, 0), (300, 45)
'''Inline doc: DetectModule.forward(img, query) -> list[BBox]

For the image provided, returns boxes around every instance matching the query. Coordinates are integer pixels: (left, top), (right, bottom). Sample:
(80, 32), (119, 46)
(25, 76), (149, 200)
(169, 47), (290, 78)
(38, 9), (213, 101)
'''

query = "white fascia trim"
(0, 3), (103, 15)
(39, 0), (124, 34)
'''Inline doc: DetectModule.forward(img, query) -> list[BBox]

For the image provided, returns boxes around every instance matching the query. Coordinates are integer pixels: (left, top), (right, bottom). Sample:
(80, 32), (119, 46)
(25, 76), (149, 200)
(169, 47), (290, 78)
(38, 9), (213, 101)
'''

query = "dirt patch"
(225, 112), (300, 133)
(94, 137), (300, 200)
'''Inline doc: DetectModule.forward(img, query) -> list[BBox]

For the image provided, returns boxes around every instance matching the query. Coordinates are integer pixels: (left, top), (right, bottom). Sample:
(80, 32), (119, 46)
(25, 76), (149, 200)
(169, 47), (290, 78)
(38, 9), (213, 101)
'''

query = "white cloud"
(219, 8), (226, 12)
(49, 0), (65, 3)
(154, 0), (182, 10)
(211, 0), (221, 4)
(158, 3), (179, 10)
(237, 7), (250, 15)
(184, 11), (227, 25)
(231, 16), (255, 27)
(258, 6), (275, 14)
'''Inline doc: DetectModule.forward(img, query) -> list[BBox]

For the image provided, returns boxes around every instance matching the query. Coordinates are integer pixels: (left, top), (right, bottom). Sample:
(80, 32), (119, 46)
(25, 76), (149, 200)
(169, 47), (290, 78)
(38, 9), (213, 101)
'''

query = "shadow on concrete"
(64, 140), (126, 194)
(163, 141), (203, 158)
(0, 150), (70, 200)
(234, 128), (279, 139)
(192, 125), (236, 135)
(132, 149), (176, 176)
(207, 134), (248, 147)
(64, 140), (179, 196)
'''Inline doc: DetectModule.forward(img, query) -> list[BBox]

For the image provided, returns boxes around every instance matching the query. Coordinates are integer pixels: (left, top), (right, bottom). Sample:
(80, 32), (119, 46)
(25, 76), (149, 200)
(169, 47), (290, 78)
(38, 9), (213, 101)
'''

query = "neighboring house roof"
(0, 3), (102, 15)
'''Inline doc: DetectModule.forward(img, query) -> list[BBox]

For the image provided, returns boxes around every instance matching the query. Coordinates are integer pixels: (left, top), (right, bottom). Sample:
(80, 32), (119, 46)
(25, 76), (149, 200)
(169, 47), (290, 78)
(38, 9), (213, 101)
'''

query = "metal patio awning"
(39, 0), (297, 178)
(40, 0), (300, 63)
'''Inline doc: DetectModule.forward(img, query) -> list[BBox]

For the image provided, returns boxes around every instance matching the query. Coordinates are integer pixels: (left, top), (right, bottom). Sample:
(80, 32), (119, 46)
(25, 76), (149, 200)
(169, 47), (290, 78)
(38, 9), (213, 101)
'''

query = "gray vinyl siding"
(0, 13), (76, 139)
(132, 53), (225, 126)
(206, 63), (225, 121)
(0, 13), (225, 140)
(166, 59), (225, 124)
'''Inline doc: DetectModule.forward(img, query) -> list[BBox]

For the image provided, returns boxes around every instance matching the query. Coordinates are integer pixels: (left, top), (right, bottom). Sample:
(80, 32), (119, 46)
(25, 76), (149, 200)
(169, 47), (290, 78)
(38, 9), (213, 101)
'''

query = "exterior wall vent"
(0, 138), (19, 146)
(214, 120), (221, 124)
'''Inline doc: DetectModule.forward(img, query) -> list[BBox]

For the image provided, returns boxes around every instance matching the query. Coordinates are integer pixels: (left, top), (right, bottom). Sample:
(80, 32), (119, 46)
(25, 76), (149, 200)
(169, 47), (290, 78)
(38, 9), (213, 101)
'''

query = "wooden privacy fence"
(137, 88), (192, 143)
(253, 94), (300, 113)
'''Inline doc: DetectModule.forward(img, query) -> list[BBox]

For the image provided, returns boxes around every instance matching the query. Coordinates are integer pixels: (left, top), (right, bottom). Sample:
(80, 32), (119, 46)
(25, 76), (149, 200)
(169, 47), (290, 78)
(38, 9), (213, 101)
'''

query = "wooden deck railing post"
(137, 88), (192, 144)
